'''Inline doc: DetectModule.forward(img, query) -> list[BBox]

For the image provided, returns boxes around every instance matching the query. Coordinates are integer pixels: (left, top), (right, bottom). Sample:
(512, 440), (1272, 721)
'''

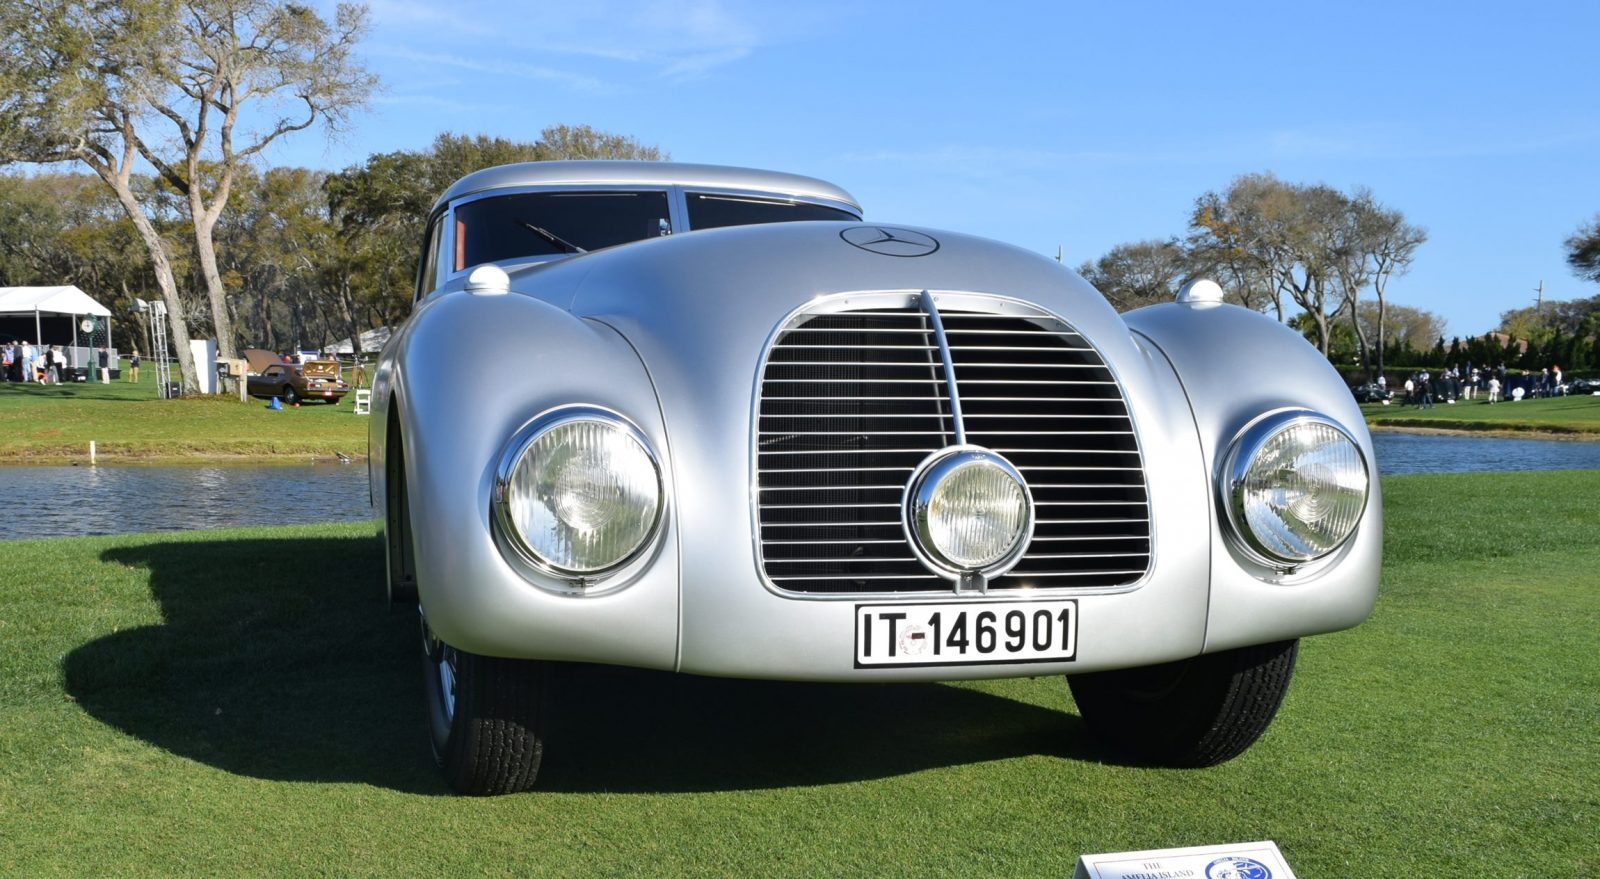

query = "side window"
(264, 366), (282, 379)
(451, 191), (671, 270)
(417, 214), (444, 300)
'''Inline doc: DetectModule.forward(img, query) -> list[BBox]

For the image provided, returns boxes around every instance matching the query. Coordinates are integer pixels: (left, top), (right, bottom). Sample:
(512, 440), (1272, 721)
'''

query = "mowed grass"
(1363, 391), (1600, 436)
(0, 362), (368, 462)
(1, 472), (1596, 877)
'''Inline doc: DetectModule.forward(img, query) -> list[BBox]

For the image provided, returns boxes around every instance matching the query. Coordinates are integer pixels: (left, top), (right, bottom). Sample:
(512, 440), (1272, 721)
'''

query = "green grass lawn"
(0, 471), (1595, 876)
(0, 361), (369, 462)
(1363, 392), (1600, 436)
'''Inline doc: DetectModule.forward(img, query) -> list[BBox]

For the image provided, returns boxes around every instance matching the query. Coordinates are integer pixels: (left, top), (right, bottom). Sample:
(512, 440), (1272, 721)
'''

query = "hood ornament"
(841, 226), (940, 258)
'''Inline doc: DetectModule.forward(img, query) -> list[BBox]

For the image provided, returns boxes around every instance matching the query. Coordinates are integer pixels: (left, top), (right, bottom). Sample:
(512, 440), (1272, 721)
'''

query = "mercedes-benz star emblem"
(840, 226), (940, 258)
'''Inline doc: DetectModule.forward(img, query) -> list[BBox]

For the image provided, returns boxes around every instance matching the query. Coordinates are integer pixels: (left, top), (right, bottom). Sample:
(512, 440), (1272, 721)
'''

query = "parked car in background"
(1565, 377), (1600, 395)
(1351, 382), (1393, 404)
(371, 161), (1383, 794)
(246, 360), (349, 405)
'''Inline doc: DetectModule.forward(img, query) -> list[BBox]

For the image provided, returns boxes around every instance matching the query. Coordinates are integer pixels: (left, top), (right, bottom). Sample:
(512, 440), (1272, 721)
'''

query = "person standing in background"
(96, 346), (110, 384)
(128, 349), (141, 384)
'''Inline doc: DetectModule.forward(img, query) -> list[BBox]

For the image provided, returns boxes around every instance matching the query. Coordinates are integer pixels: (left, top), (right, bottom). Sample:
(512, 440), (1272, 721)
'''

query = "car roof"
(433, 161), (860, 214)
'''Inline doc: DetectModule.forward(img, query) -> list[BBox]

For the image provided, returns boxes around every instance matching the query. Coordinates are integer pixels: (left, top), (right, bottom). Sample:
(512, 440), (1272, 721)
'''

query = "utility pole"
(1535, 279), (1544, 313)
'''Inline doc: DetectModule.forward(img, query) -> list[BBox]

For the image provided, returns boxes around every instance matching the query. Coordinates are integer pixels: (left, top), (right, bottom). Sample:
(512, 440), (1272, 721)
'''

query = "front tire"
(422, 615), (545, 795)
(1068, 639), (1298, 767)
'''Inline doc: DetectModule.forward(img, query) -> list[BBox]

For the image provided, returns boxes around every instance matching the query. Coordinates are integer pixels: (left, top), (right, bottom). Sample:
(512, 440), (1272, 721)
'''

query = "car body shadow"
(65, 535), (1106, 796)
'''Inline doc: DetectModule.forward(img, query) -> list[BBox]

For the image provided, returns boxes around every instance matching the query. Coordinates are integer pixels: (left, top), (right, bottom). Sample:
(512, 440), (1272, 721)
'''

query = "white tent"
(0, 285), (112, 318)
(0, 285), (115, 370)
(325, 325), (393, 355)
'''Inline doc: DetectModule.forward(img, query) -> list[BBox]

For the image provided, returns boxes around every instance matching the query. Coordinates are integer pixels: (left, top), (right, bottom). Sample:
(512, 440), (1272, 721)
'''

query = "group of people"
(0, 341), (128, 385)
(0, 340), (66, 384)
(1387, 362), (1565, 407)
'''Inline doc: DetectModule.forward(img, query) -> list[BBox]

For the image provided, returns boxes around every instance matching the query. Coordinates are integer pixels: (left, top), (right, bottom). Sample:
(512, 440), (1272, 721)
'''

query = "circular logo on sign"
(1204, 856), (1272, 879)
(840, 226), (940, 257)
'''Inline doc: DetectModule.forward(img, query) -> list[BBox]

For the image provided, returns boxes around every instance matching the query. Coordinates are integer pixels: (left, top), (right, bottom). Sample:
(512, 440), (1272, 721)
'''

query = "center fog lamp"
(495, 409), (663, 578)
(1222, 411), (1369, 567)
(907, 449), (1033, 577)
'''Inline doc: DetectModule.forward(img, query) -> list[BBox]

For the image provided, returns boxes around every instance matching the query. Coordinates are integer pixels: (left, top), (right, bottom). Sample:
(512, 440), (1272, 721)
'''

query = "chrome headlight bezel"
(492, 405), (665, 585)
(1219, 409), (1371, 571)
(903, 446), (1035, 581)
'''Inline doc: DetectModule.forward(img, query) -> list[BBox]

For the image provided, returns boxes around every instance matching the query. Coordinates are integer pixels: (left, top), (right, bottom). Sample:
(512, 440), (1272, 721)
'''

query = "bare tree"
(1187, 173), (1309, 320)
(1364, 201), (1426, 377)
(1077, 239), (1188, 312)
(2, 1), (202, 390)
(1331, 188), (1381, 375)
(1, 0), (373, 390)
(132, 0), (374, 360)
(1566, 214), (1600, 286)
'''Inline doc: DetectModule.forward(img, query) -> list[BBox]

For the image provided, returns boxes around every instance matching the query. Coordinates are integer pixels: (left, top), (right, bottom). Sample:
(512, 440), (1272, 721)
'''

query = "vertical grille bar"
(917, 290), (965, 445)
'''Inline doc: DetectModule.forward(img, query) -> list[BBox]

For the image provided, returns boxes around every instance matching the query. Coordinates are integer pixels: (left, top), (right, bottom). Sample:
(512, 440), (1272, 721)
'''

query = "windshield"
(453, 190), (671, 270)
(686, 193), (858, 229)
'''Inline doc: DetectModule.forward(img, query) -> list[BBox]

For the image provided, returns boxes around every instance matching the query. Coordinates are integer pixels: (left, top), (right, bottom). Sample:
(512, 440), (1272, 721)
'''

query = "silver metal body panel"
(372, 170), (1380, 683)
(1123, 302), (1384, 652)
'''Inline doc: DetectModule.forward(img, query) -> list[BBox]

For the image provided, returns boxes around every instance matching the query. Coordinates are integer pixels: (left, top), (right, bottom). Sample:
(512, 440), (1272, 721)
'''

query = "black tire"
(1068, 639), (1298, 767)
(283, 385), (298, 405)
(422, 614), (545, 795)
(385, 403), (417, 605)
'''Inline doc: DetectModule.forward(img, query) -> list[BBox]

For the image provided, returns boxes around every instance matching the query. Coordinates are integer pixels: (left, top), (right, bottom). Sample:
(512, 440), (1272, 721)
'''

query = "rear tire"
(1068, 639), (1298, 767)
(422, 615), (545, 795)
(385, 403), (417, 605)
(283, 386), (298, 405)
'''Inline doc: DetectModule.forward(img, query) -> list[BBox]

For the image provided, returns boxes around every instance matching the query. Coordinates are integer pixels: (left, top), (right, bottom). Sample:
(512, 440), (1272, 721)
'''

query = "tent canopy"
(0, 285), (112, 317)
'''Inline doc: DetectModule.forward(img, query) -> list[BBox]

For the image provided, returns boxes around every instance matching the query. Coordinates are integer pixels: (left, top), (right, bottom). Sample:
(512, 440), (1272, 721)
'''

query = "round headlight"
(908, 450), (1033, 576)
(1224, 412), (1369, 566)
(496, 410), (663, 578)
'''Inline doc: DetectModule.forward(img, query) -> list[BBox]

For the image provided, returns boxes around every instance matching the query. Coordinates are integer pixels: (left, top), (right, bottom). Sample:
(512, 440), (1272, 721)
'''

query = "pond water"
(2, 462), (371, 541)
(1367, 430), (1600, 475)
(4, 432), (1599, 540)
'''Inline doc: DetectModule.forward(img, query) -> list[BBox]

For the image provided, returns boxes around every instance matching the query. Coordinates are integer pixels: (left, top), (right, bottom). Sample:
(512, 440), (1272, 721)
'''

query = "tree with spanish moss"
(1567, 214), (1600, 286)
(0, 0), (374, 389)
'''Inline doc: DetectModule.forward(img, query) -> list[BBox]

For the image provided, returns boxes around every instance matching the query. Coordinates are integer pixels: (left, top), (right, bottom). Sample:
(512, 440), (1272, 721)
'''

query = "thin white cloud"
(363, 0), (818, 82)
(366, 44), (613, 93)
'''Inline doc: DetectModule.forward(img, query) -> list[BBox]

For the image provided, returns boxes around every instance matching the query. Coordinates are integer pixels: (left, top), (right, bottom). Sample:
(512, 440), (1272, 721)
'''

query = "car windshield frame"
(428, 182), (863, 294)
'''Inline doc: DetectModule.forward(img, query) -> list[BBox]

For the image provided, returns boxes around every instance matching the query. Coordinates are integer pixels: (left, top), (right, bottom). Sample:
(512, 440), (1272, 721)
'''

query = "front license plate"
(855, 600), (1077, 668)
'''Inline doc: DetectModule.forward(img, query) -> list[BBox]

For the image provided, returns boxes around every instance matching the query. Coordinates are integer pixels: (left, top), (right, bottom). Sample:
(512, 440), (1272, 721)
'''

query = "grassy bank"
(0, 362), (368, 463)
(1, 471), (1595, 877)
(1364, 392), (1600, 437)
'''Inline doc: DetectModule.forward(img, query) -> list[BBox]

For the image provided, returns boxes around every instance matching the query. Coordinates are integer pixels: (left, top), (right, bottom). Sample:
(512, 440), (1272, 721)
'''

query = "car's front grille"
(754, 293), (1151, 595)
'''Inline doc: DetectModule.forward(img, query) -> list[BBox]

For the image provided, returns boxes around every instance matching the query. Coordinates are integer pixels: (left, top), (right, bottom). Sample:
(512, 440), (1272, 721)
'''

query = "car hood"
(242, 348), (282, 374)
(493, 220), (1151, 476)
(505, 220), (1132, 363)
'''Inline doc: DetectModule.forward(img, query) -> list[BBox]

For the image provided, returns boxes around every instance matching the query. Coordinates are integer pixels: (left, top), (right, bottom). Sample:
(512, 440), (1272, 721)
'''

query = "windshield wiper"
(520, 222), (587, 254)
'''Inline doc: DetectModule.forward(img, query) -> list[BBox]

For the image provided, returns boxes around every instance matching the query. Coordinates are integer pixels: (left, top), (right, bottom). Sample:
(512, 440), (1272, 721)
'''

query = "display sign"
(1072, 841), (1296, 879)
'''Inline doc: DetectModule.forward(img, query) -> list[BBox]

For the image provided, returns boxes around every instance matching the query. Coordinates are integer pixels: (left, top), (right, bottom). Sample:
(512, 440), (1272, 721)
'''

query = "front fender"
(375, 288), (680, 668)
(1124, 301), (1382, 652)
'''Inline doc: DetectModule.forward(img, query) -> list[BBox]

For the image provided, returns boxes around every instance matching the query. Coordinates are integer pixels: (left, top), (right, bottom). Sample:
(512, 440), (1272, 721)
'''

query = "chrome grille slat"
(755, 298), (1150, 595)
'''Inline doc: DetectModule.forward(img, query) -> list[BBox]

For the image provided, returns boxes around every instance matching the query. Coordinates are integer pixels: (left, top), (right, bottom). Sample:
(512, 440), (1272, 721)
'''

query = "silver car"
(369, 161), (1381, 794)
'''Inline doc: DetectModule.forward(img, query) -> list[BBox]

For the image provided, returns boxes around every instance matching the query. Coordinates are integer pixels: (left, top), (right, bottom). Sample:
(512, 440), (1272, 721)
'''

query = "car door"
(249, 365), (286, 397)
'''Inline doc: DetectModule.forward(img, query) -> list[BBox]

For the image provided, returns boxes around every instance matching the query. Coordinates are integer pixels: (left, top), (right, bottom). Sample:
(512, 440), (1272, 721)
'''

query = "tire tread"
(438, 651), (544, 795)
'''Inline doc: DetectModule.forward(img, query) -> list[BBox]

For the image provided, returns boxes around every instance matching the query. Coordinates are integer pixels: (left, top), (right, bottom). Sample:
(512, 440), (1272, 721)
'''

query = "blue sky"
(273, 0), (1600, 337)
